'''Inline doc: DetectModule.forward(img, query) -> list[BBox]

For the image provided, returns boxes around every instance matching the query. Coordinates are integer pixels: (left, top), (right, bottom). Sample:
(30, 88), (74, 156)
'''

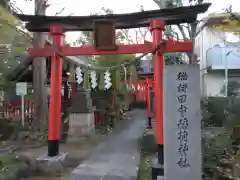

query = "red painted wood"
(48, 26), (64, 141)
(150, 20), (164, 145)
(29, 40), (192, 57)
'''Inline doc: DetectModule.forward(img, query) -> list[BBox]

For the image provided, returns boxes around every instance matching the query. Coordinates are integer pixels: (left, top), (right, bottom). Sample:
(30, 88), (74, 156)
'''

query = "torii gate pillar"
(48, 26), (64, 156)
(150, 20), (164, 166)
(146, 77), (152, 129)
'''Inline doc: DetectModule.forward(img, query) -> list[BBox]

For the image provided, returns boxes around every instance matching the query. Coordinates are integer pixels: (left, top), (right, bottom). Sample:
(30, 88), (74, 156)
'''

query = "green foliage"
(202, 132), (233, 177)
(97, 72), (104, 90)
(129, 64), (138, 83)
(138, 151), (153, 180)
(95, 54), (135, 67)
(0, 155), (17, 173)
(112, 69), (121, 90)
(95, 54), (137, 90)
(0, 0), (8, 7)
(201, 97), (240, 179)
(0, 5), (30, 93)
(0, 6), (19, 43)
(221, 81), (240, 97)
(98, 72), (105, 90)
(165, 53), (186, 64)
(138, 129), (156, 180)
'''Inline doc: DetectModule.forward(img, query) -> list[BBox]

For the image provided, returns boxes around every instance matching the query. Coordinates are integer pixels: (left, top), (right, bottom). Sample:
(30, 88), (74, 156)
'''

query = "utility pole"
(32, 0), (48, 132)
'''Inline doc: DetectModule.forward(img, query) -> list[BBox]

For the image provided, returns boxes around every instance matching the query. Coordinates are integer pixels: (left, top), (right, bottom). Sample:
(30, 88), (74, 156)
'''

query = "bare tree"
(75, 7), (150, 45)
(153, 0), (200, 64)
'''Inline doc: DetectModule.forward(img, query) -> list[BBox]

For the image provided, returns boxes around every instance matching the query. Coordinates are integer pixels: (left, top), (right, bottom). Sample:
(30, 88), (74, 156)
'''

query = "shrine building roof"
(6, 56), (70, 82)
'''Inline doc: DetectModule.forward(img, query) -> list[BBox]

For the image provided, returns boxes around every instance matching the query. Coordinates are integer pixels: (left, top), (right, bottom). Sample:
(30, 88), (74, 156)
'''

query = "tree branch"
(177, 25), (188, 41)
(187, 24), (191, 39)
(55, 7), (65, 16)
(152, 0), (166, 9)
(120, 29), (135, 44)
(138, 27), (149, 42)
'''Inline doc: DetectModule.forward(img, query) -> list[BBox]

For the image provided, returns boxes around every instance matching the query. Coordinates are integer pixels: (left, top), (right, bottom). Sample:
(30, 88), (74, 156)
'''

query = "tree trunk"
(32, 0), (48, 132)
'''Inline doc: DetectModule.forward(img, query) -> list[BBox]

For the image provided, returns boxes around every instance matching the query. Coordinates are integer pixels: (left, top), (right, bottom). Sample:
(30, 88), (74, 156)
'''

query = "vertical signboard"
(164, 65), (201, 180)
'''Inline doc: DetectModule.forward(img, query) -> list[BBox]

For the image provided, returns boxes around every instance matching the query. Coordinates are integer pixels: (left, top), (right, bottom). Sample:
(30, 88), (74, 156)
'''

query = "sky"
(12, 0), (240, 43)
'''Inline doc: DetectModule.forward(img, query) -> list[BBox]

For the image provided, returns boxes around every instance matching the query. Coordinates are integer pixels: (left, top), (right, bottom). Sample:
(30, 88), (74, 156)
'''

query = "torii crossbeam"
(17, 4), (210, 166)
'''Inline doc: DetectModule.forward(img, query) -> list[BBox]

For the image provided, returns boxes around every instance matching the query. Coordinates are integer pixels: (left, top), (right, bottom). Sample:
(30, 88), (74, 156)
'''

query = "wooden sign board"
(93, 20), (117, 50)
(163, 65), (201, 180)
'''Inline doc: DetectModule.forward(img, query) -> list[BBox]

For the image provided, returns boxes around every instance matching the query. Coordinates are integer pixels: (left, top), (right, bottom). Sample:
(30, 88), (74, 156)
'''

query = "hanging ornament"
(83, 71), (90, 90)
(98, 72), (105, 90)
(90, 71), (97, 89)
(104, 70), (112, 89)
(75, 67), (83, 84)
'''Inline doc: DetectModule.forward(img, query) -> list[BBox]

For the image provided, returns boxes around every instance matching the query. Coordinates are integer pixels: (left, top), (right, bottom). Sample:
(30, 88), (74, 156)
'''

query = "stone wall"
(68, 90), (95, 140)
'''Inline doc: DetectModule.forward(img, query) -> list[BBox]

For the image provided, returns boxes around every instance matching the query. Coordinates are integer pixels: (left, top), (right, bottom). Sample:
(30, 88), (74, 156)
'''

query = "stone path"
(68, 109), (146, 180)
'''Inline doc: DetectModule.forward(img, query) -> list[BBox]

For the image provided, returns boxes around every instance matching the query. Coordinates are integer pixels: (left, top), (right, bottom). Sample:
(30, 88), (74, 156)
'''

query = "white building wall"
(195, 26), (226, 96)
(205, 73), (224, 96)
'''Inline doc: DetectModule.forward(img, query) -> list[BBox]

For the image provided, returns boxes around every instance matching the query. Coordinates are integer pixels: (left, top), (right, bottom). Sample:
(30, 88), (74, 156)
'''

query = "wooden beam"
(29, 40), (193, 57)
(15, 3), (211, 32)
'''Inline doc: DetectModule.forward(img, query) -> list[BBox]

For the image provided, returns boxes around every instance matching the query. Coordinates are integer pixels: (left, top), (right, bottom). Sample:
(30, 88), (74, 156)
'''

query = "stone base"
(142, 129), (156, 153)
(36, 152), (68, 173)
(68, 112), (95, 140)
(152, 157), (164, 180)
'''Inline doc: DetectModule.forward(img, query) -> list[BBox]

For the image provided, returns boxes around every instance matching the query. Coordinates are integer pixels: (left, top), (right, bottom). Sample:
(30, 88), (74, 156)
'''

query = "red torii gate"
(36, 21), (187, 159)
(138, 74), (154, 128)
(49, 22), (191, 157)
(16, 4), (210, 167)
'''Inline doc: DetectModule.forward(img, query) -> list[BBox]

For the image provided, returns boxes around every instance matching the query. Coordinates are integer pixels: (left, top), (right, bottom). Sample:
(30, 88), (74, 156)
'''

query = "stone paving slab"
(69, 110), (146, 180)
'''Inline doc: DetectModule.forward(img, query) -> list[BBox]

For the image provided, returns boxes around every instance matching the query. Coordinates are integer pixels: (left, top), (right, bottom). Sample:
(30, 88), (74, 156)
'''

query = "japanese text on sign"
(164, 65), (201, 180)
(176, 71), (190, 168)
